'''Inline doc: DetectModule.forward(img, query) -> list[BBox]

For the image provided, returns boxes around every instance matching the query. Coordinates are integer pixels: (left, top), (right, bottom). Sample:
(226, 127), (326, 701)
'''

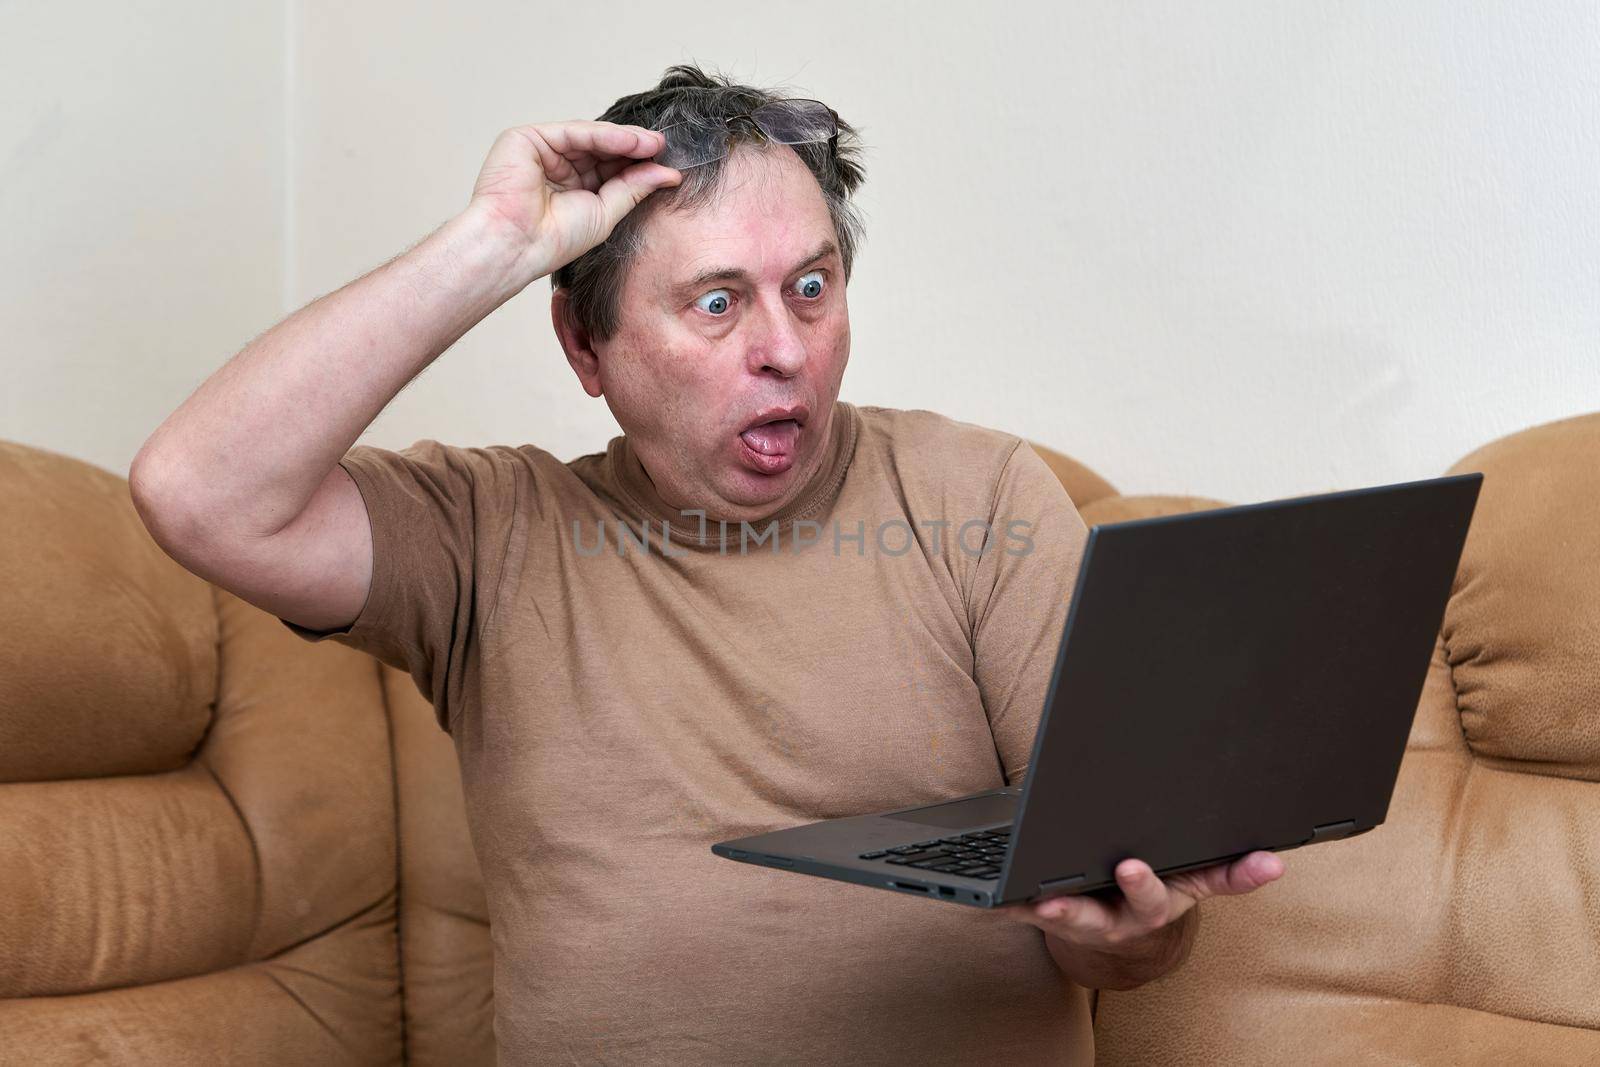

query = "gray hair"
(550, 63), (869, 343)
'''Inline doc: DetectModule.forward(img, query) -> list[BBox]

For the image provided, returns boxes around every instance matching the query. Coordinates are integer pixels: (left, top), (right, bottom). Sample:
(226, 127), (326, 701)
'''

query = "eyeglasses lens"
(651, 100), (835, 171)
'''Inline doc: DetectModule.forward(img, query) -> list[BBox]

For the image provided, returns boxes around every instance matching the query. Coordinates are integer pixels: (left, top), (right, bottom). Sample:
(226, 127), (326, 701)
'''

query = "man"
(132, 63), (1284, 1064)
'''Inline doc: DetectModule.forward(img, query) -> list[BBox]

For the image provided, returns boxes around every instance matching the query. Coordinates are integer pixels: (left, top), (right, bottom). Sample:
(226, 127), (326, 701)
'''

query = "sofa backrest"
(0, 440), (494, 1064)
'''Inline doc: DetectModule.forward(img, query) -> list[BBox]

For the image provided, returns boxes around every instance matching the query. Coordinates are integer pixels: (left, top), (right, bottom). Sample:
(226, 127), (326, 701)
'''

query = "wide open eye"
(794, 270), (826, 299)
(694, 289), (733, 315)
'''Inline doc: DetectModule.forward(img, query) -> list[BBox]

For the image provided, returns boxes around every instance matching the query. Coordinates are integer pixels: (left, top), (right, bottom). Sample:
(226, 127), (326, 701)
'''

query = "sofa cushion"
(1444, 413), (1600, 779)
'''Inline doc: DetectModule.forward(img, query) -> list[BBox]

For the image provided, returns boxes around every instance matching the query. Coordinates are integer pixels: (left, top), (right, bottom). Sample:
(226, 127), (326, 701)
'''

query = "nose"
(745, 293), (809, 379)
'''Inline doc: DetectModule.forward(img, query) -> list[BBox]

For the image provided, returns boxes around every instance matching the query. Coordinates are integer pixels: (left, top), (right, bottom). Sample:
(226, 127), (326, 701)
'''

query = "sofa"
(1, 410), (1594, 1064)
(0, 440), (494, 1065)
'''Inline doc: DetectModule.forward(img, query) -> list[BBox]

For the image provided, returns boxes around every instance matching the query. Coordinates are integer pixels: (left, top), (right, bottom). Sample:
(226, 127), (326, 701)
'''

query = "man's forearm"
(1043, 906), (1199, 990)
(131, 206), (539, 546)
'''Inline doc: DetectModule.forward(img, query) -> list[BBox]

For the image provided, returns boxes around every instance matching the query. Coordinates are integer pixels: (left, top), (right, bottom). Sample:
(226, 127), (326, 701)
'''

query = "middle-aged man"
(132, 63), (1285, 1063)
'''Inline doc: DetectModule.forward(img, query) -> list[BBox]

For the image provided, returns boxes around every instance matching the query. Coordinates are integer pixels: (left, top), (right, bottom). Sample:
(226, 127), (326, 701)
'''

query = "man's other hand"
(997, 851), (1286, 989)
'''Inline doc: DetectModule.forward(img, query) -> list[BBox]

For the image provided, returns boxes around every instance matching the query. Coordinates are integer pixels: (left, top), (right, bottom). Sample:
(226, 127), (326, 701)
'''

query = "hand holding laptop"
(997, 850), (1285, 988)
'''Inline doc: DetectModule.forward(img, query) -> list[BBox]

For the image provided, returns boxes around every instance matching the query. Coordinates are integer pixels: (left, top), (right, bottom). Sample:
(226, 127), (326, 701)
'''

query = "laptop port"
(890, 881), (931, 893)
(937, 887), (955, 897)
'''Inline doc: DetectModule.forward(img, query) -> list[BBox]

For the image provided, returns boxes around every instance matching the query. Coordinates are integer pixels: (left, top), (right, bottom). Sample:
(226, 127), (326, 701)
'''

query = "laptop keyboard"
(858, 826), (1011, 880)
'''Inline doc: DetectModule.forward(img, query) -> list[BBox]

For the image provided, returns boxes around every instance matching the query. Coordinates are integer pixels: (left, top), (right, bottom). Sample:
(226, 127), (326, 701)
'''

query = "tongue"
(739, 418), (800, 456)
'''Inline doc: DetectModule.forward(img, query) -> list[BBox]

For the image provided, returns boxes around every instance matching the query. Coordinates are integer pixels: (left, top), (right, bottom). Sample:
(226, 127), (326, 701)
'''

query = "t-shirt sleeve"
(278, 438), (515, 735)
(968, 440), (1091, 787)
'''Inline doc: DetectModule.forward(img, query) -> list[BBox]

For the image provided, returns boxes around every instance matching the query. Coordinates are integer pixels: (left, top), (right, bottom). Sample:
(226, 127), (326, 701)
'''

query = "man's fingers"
(595, 156), (634, 186)
(1005, 892), (1117, 937)
(998, 852), (1287, 947)
(596, 161), (682, 232)
(1169, 851), (1285, 902)
(521, 121), (665, 166)
(487, 122), (665, 195)
(1114, 860), (1172, 926)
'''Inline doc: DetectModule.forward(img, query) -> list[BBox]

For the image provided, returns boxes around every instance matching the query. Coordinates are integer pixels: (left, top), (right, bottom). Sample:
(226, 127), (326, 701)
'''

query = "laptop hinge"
(1309, 819), (1359, 843)
(1037, 874), (1086, 895)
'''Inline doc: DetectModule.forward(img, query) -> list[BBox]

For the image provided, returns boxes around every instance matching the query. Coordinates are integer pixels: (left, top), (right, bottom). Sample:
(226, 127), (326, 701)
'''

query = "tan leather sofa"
(0, 440), (494, 1065)
(2, 410), (1594, 1064)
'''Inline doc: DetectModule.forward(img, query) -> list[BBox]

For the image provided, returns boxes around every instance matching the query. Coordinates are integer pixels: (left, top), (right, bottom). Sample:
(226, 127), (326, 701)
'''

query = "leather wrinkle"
(9, 890), (392, 1002)
(260, 891), (393, 974)
(380, 656), (410, 1067)
(208, 550), (262, 956)
(259, 965), (351, 1049)
(1259, 980), (1600, 1034)
(411, 901), (490, 928)
(199, 767), (265, 957)
(1441, 622), (1474, 759)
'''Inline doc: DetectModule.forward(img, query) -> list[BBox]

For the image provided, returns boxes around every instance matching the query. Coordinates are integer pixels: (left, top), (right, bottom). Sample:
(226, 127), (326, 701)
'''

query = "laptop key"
(965, 867), (1000, 878)
(859, 850), (889, 859)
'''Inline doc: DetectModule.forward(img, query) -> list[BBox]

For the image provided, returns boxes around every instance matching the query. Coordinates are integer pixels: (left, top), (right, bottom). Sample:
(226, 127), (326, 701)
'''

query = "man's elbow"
(128, 450), (215, 567)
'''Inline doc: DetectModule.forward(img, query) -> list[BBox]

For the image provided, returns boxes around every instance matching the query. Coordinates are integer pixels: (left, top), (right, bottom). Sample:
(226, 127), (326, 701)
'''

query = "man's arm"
(130, 207), (533, 631)
(128, 121), (676, 632)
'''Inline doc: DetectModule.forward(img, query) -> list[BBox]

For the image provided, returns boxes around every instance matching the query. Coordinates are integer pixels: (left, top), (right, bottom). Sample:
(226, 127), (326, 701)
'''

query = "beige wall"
(6, 2), (1598, 503)
(3, 1), (285, 476)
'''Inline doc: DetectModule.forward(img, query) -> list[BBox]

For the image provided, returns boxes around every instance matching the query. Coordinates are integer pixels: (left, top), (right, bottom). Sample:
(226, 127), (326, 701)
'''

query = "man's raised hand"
(467, 120), (682, 279)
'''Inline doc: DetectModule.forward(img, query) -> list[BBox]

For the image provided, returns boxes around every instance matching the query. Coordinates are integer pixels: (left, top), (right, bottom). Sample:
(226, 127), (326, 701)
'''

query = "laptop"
(712, 472), (1483, 909)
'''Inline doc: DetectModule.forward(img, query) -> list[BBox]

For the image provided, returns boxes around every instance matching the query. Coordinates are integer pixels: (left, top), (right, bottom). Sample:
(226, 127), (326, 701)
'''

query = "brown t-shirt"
(283, 400), (1094, 1064)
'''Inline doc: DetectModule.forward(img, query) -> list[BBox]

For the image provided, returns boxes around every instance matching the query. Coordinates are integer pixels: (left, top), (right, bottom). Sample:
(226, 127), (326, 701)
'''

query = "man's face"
(565, 145), (851, 525)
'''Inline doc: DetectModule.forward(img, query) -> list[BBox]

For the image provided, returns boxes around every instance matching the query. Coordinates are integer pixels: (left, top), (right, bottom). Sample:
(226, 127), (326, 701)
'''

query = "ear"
(551, 288), (604, 399)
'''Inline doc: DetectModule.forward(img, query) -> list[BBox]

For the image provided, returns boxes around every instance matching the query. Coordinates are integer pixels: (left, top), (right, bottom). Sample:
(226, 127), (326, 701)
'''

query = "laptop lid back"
(995, 473), (1482, 901)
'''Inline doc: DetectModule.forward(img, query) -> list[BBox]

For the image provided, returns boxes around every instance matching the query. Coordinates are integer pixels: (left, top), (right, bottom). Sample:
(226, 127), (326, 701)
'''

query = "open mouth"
(735, 407), (808, 475)
(738, 418), (802, 457)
